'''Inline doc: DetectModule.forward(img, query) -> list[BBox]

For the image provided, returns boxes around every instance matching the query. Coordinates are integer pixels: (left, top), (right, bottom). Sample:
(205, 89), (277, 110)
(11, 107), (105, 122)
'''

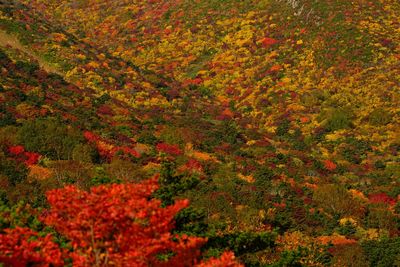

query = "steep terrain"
(0, 29), (62, 74)
(0, 0), (399, 266)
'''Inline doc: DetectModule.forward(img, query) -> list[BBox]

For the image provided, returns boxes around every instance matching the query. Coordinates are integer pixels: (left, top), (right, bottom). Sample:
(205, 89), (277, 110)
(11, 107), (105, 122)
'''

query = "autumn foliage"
(0, 227), (64, 267)
(83, 131), (140, 160)
(368, 193), (396, 206)
(8, 145), (41, 166)
(156, 143), (183, 156)
(0, 176), (242, 266)
(323, 160), (337, 171)
(0, 0), (399, 265)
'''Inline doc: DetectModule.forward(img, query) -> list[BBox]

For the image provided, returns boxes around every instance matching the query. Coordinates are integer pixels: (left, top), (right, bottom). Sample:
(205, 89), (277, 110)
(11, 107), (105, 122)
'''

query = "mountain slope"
(0, 0), (399, 266)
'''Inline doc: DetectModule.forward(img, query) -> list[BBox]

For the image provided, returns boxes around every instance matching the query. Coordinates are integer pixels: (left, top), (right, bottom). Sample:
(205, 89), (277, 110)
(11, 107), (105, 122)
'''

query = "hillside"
(0, 0), (399, 266)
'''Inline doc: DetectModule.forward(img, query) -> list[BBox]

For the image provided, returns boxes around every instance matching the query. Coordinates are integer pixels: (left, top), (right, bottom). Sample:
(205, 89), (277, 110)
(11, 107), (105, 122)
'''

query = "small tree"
(313, 184), (364, 217)
(0, 176), (242, 266)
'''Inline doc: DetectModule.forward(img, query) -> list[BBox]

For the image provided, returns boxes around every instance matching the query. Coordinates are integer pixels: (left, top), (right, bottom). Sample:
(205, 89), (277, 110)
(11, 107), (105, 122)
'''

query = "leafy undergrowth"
(0, 0), (399, 266)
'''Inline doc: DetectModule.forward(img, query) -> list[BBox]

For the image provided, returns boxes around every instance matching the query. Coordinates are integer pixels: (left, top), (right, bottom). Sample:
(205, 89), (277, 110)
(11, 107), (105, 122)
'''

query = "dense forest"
(0, 0), (399, 266)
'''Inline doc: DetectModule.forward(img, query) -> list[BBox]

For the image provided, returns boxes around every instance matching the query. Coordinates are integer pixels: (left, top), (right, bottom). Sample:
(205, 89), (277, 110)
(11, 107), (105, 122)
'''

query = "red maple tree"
(0, 227), (64, 267)
(0, 176), (242, 267)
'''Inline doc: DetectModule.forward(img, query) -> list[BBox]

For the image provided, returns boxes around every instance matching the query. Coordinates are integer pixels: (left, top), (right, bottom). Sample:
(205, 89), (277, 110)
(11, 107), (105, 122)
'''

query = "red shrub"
(97, 104), (114, 116)
(323, 160), (337, 171)
(261, 37), (278, 47)
(8, 145), (25, 155)
(185, 159), (203, 172)
(156, 143), (183, 156)
(24, 152), (41, 165)
(8, 146), (40, 165)
(369, 193), (396, 206)
(83, 131), (100, 142)
(111, 146), (140, 158)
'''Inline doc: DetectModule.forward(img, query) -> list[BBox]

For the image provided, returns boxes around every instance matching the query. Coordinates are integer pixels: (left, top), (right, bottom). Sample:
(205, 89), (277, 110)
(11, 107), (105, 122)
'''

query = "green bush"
(0, 49), (8, 61)
(15, 60), (40, 75)
(0, 200), (42, 230)
(91, 93), (111, 107)
(320, 108), (352, 132)
(18, 117), (84, 160)
(313, 184), (363, 217)
(154, 161), (200, 205)
(71, 107), (102, 129)
(173, 207), (208, 236)
(276, 119), (290, 136)
(366, 204), (396, 231)
(341, 137), (372, 164)
(394, 202), (400, 215)
(90, 167), (117, 186)
(362, 237), (400, 267)
(254, 165), (274, 188)
(0, 152), (28, 186)
(337, 220), (357, 236)
(0, 111), (16, 127)
(205, 231), (276, 256)
(72, 143), (98, 163)
(368, 108), (392, 126)
(137, 131), (158, 145)
(272, 250), (303, 267)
